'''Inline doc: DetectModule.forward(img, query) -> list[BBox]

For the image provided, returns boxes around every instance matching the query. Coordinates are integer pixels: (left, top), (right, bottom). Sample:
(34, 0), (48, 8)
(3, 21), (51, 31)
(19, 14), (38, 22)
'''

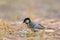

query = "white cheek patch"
(26, 20), (29, 23)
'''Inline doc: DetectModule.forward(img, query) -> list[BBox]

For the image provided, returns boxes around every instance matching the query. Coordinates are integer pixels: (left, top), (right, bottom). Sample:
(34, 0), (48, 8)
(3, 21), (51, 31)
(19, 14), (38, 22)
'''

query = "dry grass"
(0, 19), (60, 40)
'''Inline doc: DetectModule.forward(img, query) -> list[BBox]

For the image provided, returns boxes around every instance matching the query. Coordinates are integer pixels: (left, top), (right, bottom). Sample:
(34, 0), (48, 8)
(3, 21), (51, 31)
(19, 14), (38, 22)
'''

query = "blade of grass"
(40, 29), (45, 40)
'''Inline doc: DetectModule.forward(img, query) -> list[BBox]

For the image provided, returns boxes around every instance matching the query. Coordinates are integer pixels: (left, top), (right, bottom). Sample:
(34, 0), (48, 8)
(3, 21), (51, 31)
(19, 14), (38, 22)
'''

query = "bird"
(23, 18), (45, 32)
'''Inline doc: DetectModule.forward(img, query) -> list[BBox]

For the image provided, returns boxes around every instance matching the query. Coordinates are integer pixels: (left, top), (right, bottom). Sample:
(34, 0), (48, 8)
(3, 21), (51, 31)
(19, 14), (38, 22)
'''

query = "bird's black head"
(23, 18), (31, 24)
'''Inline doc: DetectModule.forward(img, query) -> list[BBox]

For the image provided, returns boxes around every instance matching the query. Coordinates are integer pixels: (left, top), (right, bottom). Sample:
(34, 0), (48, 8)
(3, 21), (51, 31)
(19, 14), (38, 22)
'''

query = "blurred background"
(0, 0), (60, 40)
(0, 0), (60, 21)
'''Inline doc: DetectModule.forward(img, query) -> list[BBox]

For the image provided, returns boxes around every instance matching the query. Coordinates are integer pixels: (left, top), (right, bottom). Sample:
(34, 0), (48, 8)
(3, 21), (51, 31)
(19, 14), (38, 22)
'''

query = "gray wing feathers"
(34, 24), (45, 29)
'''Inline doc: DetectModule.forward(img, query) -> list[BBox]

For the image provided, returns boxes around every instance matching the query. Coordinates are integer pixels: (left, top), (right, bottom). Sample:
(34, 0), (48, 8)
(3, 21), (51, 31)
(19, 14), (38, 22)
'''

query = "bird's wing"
(34, 24), (45, 29)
